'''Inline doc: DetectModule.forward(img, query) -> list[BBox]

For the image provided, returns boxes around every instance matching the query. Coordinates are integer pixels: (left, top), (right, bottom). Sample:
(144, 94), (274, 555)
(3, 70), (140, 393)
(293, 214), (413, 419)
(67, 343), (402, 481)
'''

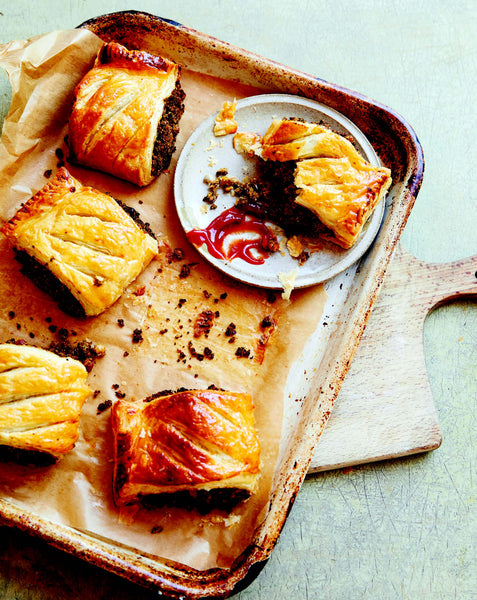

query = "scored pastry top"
(0, 343), (91, 458)
(111, 389), (261, 506)
(1, 167), (158, 317)
(68, 41), (183, 186)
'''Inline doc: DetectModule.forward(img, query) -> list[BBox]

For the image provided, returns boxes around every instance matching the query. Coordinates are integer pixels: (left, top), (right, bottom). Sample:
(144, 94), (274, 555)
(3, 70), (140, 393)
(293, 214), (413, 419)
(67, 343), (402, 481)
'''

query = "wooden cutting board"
(309, 243), (477, 473)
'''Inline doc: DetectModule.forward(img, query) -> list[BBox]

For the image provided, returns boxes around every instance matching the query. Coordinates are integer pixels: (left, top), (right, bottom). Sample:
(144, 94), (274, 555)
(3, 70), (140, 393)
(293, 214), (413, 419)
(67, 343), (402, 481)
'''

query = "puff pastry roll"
(1, 167), (158, 318)
(68, 42), (185, 186)
(234, 118), (392, 249)
(111, 389), (261, 509)
(0, 344), (91, 459)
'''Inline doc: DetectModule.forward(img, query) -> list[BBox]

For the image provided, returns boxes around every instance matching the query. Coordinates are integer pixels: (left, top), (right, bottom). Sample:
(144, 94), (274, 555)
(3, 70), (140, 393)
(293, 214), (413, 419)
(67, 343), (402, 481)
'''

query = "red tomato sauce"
(186, 207), (275, 265)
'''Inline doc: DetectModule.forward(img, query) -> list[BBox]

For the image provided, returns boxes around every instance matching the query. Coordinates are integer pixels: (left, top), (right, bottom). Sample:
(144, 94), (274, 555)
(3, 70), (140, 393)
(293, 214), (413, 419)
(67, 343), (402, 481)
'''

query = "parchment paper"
(0, 29), (327, 570)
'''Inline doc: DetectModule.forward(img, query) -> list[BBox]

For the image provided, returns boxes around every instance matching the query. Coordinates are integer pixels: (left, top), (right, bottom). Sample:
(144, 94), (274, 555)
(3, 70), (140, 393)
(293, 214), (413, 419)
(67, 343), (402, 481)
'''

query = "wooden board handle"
(396, 246), (477, 315)
(309, 244), (476, 473)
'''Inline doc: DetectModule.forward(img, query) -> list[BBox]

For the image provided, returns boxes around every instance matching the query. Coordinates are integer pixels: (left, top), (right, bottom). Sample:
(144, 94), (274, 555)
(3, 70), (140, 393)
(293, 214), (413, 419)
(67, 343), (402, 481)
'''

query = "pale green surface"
(0, 1), (475, 599)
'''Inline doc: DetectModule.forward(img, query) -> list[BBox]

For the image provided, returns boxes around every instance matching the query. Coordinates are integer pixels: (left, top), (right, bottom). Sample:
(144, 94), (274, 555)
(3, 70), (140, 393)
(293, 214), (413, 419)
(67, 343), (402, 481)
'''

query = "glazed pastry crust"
(112, 389), (261, 506)
(234, 118), (392, 248)
(294, 156), (391, 249)
(1, 167), (158, 316)
(68, 42), (182, 186)
(0, 344), (91, 458)
(264, 119), (392, 249)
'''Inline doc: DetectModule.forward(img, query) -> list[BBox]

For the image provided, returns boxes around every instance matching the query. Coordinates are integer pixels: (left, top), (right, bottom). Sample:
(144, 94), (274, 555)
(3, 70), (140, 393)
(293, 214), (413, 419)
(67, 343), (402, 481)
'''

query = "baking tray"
(0, 10), (424, 599)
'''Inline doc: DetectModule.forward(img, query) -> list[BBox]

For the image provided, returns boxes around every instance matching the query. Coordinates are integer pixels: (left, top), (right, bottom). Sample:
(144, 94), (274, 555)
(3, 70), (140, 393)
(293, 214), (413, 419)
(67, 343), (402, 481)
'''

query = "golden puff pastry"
(0, 344), (91, 459)
(111, 389), (261, 508)
(234, 118), (392, 249)
(234, 120), (331, 161)
(261, 119), (363, 163)
(294, 156), (392, 249)
(1, 167), (158, 318)
(68, 41), (185, 187)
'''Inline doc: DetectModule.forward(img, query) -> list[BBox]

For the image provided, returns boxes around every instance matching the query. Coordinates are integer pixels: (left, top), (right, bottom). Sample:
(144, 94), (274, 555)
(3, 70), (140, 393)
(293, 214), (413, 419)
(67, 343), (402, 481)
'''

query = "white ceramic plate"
(174, 94), (386, 289)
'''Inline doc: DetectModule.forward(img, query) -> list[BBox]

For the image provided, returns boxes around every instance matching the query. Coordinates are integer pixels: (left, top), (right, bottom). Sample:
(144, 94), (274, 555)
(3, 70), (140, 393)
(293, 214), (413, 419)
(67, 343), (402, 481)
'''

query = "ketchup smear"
(186, 207), (275, 265)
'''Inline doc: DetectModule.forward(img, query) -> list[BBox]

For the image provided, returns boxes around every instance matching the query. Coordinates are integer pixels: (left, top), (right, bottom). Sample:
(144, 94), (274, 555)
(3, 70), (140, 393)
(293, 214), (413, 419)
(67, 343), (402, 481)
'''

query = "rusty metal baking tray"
(0, 10), (424, 599)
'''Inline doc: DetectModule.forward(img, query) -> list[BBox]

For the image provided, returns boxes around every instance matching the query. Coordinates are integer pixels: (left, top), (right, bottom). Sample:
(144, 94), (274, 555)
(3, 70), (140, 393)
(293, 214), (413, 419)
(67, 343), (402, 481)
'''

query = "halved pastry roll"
(293, 155), (392, 249)
(68, 41), (185, 186)
(0, 344), (91, 459)
(111, 389), (261, 511)
(1, 167), (158, 318)
(233, 118), (392, 249)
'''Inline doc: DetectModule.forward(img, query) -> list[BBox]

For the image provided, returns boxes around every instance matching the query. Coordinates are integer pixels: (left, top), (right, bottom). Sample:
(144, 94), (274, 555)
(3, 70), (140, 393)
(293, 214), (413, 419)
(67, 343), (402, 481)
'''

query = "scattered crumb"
(132, 328), (143, 344)
(206, 139), (218, 151)
(193, 310), (215, 339)
(133, 286), (146, 297)
(235, 346), (251, 358)
(151, 525), (163, 534)
(261, 315), (274, 329)
(97, 399), (113, 415)
(224, 323), (236, 337)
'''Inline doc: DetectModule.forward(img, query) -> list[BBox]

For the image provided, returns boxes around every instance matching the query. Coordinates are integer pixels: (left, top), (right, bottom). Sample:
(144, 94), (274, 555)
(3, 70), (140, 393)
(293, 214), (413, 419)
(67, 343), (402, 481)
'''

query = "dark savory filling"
(114, 198), (157, 239)
(48, 337), (105, 373)
(13, 202), (155, 319)
(0, 445), (57, 466)
(13, 248), (87, 319)
(151, 80), (186, 176)
(205, 161), (328, 239)
(136, 487), (251, 515)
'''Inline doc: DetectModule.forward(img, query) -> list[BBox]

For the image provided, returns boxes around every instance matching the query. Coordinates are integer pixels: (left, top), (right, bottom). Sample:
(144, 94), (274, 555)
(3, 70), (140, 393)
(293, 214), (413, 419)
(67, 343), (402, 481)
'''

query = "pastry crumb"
(206, 139), (218, 151)
(278, 269), (298, 300)
(286, 236), (304, 259)
(213, 99), (238, 137)
(233, 131), (262, 158)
